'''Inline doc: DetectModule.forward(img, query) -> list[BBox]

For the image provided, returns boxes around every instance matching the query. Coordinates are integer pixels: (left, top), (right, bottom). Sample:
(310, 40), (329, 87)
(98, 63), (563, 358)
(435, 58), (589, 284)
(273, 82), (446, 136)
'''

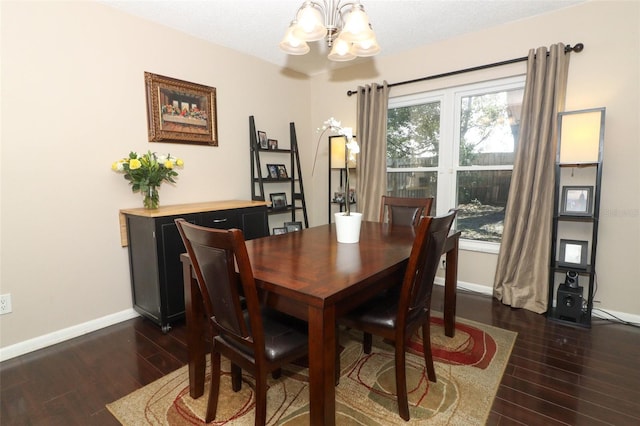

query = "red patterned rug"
(107, 316), (516, 425)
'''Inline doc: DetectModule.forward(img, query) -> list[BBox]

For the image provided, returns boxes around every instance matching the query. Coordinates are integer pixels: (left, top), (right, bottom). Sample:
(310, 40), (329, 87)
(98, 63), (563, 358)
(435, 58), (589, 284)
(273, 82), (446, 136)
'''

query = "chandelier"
(279, 0), (380, 62)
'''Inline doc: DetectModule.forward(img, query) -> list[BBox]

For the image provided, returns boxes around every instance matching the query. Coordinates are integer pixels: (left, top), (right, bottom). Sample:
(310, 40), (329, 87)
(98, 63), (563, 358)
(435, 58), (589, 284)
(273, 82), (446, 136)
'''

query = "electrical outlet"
(0, 294), (12, 314)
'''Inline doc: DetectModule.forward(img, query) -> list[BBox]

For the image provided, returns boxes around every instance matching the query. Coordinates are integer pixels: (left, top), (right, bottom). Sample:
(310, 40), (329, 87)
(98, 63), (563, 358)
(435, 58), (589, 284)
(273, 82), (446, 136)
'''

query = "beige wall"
(0, 1), (312, 353)
(305, 0), (639, 315)
(1, 0), (638, 358)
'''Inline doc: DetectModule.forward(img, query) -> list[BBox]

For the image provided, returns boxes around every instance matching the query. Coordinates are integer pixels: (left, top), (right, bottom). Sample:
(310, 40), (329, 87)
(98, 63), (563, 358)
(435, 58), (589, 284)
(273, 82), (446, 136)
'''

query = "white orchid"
(313, 117), (360, 215)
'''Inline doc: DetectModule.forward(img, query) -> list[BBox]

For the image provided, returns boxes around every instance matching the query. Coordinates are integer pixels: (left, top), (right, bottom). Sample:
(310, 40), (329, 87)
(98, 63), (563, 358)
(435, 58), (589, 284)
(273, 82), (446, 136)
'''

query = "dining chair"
(175, 219), (309, 425)
(379, 195), (434, 226)
(338, 210), (456, 421)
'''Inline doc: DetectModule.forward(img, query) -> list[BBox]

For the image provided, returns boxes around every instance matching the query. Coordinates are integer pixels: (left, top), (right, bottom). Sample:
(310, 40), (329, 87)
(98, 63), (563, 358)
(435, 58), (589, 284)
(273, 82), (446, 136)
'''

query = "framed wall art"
(560, 186), (593, 216)
(558, 239), (588, 269)
(144, 72), (218, 145)
(268, 139), (278, 150)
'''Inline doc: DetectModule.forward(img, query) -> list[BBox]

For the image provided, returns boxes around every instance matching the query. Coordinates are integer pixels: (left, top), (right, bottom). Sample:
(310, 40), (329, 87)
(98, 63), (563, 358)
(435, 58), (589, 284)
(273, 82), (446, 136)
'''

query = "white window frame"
(387, 75), (525, 253)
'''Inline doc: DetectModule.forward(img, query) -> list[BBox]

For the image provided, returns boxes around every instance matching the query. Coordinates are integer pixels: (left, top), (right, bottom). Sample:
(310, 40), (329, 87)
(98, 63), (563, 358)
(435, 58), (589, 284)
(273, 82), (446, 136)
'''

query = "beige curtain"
(494, 44), (570, 313)
(355, 82), (390, 221)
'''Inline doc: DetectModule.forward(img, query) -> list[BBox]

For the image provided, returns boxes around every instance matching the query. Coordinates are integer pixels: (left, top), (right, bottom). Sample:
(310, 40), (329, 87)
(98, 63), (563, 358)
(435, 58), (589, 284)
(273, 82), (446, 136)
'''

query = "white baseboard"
(3, 282), (637, 363)
(0, 309), (140, 362)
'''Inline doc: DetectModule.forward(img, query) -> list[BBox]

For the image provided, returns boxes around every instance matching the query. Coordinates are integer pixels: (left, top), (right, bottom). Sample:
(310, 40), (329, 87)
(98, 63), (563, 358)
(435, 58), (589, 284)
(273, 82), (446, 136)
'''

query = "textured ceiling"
(101, 0), (584, 76)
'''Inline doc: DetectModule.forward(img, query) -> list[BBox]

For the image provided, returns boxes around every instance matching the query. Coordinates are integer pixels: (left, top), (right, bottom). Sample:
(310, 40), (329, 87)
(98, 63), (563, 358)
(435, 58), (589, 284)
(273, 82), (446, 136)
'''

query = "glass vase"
(142, 186), (159, 209)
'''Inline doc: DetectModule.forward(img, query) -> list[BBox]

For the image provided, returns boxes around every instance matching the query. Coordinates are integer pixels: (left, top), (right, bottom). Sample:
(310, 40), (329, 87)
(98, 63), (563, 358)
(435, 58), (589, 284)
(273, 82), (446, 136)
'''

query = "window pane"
(459, 88), (523, 166)
(387, 102), (440, 168)
(387, 171), (438, 212)
(457, 170), (512, 242)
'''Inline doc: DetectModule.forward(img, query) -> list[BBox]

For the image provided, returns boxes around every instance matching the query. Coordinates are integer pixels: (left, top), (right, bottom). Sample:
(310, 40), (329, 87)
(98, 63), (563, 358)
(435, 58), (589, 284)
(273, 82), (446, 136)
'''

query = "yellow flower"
(129, 159), (142, 170)
(164, 160), (173, 169)
(176, 158), (184, 167)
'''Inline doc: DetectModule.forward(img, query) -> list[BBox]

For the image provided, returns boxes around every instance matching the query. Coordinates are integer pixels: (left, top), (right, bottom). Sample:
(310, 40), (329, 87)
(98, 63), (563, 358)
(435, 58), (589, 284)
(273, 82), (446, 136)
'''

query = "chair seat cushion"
(218, 308), (308, 362)
(341, 294), (399, 331)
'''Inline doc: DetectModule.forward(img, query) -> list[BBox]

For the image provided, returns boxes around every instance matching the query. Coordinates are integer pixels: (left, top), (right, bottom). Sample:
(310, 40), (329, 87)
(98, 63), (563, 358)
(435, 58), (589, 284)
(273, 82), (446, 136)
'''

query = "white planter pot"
(334, 212), (363, 243)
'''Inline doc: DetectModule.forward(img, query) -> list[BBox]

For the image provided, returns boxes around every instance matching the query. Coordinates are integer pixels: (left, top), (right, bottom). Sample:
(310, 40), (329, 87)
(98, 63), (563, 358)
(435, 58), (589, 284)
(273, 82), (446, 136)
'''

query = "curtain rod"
(346, 43), (584, 96)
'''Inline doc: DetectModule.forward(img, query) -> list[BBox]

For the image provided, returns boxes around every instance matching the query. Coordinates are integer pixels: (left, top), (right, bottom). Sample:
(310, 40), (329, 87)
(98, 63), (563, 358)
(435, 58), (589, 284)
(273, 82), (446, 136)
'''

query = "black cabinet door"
(241, 207), (269, 239)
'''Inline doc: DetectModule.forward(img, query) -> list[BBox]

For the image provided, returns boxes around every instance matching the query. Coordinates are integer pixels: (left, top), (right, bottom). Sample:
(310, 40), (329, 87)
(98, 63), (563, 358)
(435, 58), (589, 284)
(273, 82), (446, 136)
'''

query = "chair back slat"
(380, 196), (434, 226)
(400, 210), (456, 324)
(175, 219), (262, 351)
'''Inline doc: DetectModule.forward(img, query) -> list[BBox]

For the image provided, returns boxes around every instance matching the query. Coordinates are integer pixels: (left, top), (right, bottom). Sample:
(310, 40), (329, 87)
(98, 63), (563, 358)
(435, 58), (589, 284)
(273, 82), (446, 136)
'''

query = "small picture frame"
(272, 227), (288, 235)
(270, 192), (287, 210)
(268, 139), (278, 150)
(258, 131), (268, 149)
(266, 164), (279, 179)
(558, 239), (588, 269)
(284, 221), (302, 232)
(276, 164), (288, 179)
(561, 186), (593, 216)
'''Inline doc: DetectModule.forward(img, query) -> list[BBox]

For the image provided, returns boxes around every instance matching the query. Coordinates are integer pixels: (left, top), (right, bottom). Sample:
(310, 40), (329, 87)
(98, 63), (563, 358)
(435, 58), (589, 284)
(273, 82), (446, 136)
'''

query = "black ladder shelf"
(249, 116), (309, 228)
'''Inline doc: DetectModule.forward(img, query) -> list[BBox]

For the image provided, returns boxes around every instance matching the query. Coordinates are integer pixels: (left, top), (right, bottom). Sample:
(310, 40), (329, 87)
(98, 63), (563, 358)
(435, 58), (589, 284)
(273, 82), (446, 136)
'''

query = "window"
(387, 76), (525, 251)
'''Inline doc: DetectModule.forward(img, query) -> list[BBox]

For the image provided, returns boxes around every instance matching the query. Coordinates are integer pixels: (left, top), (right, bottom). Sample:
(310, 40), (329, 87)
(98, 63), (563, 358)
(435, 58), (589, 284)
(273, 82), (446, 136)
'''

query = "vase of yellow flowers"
(315, 117), (362, 243)
(112, 151), (184, 209)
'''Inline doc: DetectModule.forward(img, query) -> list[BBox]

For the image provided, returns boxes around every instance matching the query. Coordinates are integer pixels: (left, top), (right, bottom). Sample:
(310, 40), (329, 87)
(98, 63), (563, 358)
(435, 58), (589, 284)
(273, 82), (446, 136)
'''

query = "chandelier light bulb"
(328, 36), (356, 61)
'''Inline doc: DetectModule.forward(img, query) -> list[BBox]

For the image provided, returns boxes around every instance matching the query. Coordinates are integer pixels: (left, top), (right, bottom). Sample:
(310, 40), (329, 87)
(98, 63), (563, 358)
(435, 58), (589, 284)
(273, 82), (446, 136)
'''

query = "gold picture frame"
(144, 72), (218, 145)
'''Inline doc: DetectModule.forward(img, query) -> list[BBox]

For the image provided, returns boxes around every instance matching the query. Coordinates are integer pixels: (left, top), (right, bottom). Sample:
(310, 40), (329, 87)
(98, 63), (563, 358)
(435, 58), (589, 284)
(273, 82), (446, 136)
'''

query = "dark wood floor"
(2, 287), (639, 425)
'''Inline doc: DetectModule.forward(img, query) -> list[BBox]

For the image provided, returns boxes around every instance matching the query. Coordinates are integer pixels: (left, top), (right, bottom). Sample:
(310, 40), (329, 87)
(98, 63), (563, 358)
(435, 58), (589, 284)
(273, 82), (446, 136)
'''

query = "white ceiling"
(101, 0), (584, 76)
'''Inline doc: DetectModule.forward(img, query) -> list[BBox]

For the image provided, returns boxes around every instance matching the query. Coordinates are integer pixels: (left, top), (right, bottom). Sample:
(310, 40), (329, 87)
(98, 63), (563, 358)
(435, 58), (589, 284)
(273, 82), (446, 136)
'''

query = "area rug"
(107, 316), (516, 425)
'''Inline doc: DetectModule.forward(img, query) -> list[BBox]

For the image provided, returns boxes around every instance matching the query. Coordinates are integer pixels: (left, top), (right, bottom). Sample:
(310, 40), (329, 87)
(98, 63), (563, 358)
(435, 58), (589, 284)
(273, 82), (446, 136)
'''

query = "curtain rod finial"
(566, 43), (584, 53)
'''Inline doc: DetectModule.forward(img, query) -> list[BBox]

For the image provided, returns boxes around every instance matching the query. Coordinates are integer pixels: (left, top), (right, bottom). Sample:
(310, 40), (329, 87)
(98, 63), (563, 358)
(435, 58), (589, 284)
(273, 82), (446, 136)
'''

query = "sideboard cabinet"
(120, 200), (269, 332)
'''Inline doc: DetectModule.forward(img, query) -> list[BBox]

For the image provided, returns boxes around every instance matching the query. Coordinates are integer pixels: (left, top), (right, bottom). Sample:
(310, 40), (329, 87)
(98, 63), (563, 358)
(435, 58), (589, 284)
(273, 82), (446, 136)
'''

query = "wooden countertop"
(119, 200), (268, 247)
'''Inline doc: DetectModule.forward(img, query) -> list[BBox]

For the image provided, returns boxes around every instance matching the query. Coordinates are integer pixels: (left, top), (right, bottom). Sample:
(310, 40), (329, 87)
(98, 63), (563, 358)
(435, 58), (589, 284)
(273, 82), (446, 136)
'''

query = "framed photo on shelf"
(561, 186), (593, 216)
(268, 139), (278, 150)
(270, 192), (288, 210)
(266, 164), (279, 179)
(144, 72), (217, 145)
(272, 227), (288, 235)
(276, 164), (288, 179)
(558, 239), (588, 269)
(284, 221), (302, 232)
(258, 131), (268, 149)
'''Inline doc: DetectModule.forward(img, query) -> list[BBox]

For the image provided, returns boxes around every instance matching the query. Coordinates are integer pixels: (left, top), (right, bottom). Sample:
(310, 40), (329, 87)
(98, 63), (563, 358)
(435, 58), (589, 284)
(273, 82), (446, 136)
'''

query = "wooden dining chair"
(175, 219), (308, 425)
(379, 195), (434, 226)
(338, 210), (456, 421)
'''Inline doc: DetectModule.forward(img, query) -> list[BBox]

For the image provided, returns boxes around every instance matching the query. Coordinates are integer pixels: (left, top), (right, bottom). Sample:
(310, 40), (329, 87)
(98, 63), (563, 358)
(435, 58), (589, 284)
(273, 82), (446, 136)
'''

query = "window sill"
(460, 239), (500, 254)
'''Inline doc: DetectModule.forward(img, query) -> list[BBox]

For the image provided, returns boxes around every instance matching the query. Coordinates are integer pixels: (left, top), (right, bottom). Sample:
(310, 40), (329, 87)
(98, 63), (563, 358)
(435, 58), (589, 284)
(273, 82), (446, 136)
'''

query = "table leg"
(307, 304), (336, 426)
(182, 258), (206, 398)
(444, 237), (459, 338)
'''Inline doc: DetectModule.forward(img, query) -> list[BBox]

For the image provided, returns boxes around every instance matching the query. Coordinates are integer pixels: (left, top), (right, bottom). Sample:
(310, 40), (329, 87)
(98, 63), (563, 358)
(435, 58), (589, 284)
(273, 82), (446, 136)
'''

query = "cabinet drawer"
(198, 210), (239, 230)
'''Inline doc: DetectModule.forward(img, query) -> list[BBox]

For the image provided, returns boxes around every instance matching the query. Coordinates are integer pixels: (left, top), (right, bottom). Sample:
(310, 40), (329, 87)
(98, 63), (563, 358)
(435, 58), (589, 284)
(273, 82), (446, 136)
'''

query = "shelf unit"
(547, 107), (605, 328)
(249, 116), (308, 230)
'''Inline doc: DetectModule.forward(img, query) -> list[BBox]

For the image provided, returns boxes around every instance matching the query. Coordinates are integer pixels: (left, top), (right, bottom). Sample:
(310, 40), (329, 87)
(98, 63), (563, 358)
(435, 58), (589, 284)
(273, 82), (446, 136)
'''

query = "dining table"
(180, 220), (461, 426)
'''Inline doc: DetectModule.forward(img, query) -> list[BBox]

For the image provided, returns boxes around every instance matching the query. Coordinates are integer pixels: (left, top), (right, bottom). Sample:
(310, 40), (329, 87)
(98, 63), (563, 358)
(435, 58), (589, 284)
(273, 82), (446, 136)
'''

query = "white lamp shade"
(331, 136), (357, 169)
(559, 109), (604, 163)
(328, 36), (356, 61)
(351, 37), (380, 57)
(293, 4), (326, 41)
(340, 6), (376, 43)
(279, 23), (310, 55)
